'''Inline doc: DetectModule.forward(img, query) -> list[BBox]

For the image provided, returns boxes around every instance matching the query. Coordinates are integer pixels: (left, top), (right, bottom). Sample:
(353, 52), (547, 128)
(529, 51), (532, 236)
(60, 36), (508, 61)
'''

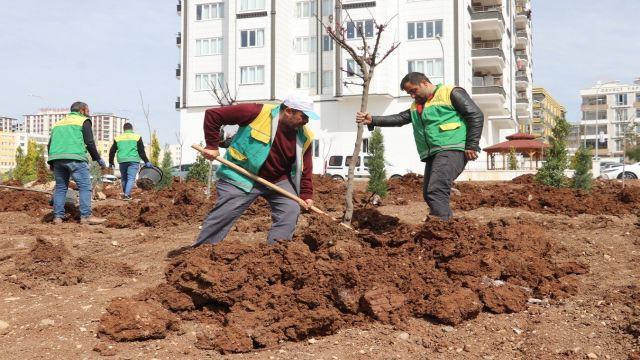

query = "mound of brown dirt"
(98, 298), (181, 341)
(8, 236), (138, 288)
(386, 173), (424, 203)
(511, 174), (535, 184)
(454, 180), (640, 216)
(99, 211), (587, 353)
(136, 178), (155, 191)
(0, 188), (49, 216)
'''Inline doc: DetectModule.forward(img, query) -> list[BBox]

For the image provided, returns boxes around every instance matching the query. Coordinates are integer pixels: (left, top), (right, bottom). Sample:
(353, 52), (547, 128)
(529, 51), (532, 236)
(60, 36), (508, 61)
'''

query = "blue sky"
(0, 1), (637, 145)
(533, 0), (638, 121)
(0, 1), (180, 144)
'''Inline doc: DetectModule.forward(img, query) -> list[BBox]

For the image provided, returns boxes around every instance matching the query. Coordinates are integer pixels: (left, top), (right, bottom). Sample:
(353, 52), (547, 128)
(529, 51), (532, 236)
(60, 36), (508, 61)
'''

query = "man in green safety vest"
(356, 72), (484, 220)
(108, 123), (152, 200)
(47, 101), (107, 225)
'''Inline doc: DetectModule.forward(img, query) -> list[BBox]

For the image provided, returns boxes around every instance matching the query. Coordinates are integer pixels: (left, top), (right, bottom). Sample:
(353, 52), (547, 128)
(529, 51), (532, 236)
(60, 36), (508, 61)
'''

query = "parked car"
(171, 163), (219, 181)
(324, 154), (412, 181)
(600, 162), (640, 179)
(599, 161), (622, 172)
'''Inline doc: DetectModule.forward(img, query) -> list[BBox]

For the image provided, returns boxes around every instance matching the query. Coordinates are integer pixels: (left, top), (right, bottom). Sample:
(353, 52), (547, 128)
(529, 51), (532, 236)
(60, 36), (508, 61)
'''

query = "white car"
(600, 162), (640, 179)
(324, 154), (412, 181)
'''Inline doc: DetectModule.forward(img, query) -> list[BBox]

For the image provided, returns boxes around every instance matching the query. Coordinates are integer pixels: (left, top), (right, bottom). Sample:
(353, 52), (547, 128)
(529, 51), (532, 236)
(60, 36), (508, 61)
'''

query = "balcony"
(472, 47), (505, 74)
(515, 30), (528, 48)
(471, 6), (505, 39)
(472, 77), (506, 115)
(176, 32), (181, 47)
(177, 0), (181, 15)
(175, 97), (181, 110)
(515, 71), (528, 91)
(175, 64), (181, 78)
(515, 3), (531, 28)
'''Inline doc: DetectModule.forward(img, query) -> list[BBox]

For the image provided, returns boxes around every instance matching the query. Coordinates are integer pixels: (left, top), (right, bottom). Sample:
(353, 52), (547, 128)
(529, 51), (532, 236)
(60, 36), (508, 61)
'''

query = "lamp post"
(435, 35), (445, 84)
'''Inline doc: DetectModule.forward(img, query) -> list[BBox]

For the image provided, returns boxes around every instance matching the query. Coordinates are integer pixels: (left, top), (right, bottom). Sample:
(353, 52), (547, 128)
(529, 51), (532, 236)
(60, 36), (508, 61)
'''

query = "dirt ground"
(0, 176), (639, 360)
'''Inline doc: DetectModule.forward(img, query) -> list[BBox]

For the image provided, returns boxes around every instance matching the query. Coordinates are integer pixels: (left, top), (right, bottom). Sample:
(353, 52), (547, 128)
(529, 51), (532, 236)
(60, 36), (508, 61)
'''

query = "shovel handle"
(191, 144), (328, 215)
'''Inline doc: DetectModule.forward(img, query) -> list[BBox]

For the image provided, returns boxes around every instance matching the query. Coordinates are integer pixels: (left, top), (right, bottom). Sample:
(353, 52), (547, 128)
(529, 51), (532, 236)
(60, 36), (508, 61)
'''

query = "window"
(616, 93), (628, 106)
(197, 2), (224, 20)
(295, 72), (317, 89)
(636, 108), (640, 118)
(346, 59), (362, 77)
(328, 155), (343, 166)
(195, 73), (224, 91)
(407, 20), (443, 40)
(322, 70), (333, 88)
(322, 35), (333, 51)
(196, 37), (223, 55)
(345, 156), (361, 167)
(240, 65), (264, 84)
(313, 139), (320, 157)
(239, 0), (265, 11)
(294, 36), (316, 54)
(296, 1), (316, 18)
(322, 0), (333, 16)
(240, 29), (264, 48)
(615, 108), (628, 122)
(636, 93), (640, 102)
(408, 59), (443, 84)
(346, 20), (374, 39)
(362, 138), (369, 153)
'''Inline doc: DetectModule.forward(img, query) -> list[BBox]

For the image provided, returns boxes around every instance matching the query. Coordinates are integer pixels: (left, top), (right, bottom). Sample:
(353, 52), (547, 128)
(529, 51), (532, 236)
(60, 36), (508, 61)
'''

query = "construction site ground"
(0, 175), (639, 360)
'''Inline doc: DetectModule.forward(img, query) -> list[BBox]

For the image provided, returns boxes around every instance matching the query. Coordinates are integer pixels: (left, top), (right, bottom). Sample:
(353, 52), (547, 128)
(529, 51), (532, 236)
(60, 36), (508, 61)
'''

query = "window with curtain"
(239, 0), (265, 11)
(407, 20), (443, 40)
(294, 36), (316, 54)
(196, 37), (223, 55)
(407, 59), (443, 83)
(240, 65), (265, 84)
(295, 1), (316, 17)
(346, 20), (374, 39)
(196, 3), (224, 20)
(240, 29), (264, 48)
(195, 73), (224, 91)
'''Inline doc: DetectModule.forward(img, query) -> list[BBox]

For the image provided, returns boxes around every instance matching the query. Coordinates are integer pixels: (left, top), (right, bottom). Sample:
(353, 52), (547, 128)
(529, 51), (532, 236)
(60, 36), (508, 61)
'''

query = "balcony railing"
(177, 0), (181, 14)
(473, 40), (502, 49)
(175, 64), (181, 77)
(517, 95), (529, 104)
(471, 7), (505, 23)
(472, 85), (506, 97)
(472, 47), (506, 59)
(516, 30), (527, 38)
(175, 97), (181, 110)
(515, 70), (528, 78)
(473, 5), (502, 12)
(176, 32), (181, 46)
(473, 75), (503, 87)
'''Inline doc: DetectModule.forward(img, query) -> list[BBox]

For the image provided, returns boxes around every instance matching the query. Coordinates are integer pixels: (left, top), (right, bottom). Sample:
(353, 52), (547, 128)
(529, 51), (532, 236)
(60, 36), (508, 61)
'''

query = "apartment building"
(579, 79), (640, 159)
(0, 132), (49, 173)
(0, 117), (18, 132)
(176, 0), (533, 172)
(22, 109), (128, 143)
(526, 87), (565, 138)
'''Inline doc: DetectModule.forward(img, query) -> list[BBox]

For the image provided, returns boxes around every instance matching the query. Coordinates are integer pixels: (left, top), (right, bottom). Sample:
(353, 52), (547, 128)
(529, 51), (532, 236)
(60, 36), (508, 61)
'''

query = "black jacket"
(369, 87), (484, 152)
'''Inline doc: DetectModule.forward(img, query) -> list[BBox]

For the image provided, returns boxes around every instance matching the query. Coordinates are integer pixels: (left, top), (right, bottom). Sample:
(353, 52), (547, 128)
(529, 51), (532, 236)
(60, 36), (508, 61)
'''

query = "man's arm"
(82, 120), (101, 161)
(137, 138), (150, 163)
(203, 103), (263, 150)
(450, 87), (484, 153)
(299, 144), (314, 201)
(356, 110), (412, 131)
(108, 140), (117, 166)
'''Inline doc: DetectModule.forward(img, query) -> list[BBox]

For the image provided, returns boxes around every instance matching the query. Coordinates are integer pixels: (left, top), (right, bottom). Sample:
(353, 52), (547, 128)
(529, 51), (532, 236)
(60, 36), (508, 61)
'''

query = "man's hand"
(298, 198), (313, 211)
(97, 159), (106, 169)
(202, 148), (220, 161)
(356, 112), (372, 125)
(464, 150), (479, 161)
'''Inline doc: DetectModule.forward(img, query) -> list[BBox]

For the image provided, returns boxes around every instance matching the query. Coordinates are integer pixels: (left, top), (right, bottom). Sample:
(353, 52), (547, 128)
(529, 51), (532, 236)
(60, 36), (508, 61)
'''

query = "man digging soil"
(193, 93), (319, 247)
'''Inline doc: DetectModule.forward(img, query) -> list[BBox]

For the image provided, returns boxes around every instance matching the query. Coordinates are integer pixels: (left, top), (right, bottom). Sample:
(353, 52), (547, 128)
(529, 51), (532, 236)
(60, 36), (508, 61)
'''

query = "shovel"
(191, 144), (355, 231)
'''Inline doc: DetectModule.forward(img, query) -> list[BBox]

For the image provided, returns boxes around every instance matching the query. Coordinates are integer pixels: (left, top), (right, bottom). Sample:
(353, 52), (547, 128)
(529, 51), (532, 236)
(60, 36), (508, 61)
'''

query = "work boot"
(52, 217), (63, 225)
(123, 195), (133, 201)
(80, 216), (107, 225)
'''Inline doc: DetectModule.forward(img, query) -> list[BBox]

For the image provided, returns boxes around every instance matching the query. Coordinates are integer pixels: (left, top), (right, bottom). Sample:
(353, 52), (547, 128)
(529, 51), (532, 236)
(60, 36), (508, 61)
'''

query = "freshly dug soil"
(136, 178), (155, 191)
(99, 211), (588, 353)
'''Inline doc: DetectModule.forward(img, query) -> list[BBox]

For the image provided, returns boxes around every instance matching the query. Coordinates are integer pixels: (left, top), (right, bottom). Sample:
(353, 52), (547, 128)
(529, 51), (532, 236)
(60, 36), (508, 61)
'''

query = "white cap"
(283, 92), (320, 120)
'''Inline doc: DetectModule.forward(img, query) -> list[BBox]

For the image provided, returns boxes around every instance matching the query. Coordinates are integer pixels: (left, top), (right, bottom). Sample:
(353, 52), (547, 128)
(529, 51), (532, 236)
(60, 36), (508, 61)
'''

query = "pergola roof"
(483, 133), (549, 154)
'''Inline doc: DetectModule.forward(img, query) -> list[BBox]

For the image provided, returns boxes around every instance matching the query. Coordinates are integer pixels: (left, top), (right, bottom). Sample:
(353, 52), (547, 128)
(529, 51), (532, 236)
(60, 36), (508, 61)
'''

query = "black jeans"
(423, 151), (467, 220)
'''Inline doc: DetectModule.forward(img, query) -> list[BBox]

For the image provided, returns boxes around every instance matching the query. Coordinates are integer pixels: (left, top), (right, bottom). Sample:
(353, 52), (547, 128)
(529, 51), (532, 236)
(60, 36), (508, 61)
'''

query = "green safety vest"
(48, 112), (89, 163)
(410, 84), (467, 160)
(115, 130), (142, 163)
(217, 104), (314, 193)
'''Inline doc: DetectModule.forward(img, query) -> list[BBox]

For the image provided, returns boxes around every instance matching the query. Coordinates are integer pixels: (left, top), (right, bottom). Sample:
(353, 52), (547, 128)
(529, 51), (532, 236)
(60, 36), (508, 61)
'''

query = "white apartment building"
(22, 109), (128, 143)
(579, 79), (640, 160)
(176, 0), (533, 173)
(0, 117), (18, 132)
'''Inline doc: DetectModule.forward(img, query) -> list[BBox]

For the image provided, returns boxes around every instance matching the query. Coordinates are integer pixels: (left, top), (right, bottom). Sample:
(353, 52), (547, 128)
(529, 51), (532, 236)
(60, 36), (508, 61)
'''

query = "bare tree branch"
(138, 90), (152, 142)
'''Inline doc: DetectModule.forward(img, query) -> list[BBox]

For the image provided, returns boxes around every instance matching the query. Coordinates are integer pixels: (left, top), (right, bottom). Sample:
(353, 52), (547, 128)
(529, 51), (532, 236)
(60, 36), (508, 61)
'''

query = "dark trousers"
(423, 150), (467, 220)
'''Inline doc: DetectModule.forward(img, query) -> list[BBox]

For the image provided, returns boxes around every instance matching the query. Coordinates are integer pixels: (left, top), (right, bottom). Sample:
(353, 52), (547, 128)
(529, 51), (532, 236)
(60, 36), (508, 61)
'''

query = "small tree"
(508, 147), (518, 170)
(626, 145), (640, 162)
(35, 144), (52, 183)
(319, 3), (400, 224)
(12, 146), (27, 183)
(572, 145), (592, 192)
(150, 131), (161, 165)
(535, 117), (570, 188)
(157, 147), (173, 189)
(185, 153), (209, 184)
(366, 128), (387, 199)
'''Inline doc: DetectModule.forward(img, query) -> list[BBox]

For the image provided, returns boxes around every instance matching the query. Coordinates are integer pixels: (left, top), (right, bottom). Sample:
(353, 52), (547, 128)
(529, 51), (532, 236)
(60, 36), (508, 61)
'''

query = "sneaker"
(52, 217), (63, 225)
(123, 195), (132, 201)
(80, 216), (107, 225)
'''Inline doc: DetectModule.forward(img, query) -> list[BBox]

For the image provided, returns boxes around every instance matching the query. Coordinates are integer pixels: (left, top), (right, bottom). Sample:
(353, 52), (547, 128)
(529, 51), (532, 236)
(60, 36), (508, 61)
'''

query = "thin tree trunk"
(343, 77), (371, 224)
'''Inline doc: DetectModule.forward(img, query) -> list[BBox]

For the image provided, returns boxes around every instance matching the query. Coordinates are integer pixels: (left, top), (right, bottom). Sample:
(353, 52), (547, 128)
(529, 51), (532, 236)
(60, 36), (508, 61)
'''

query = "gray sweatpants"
(423, 150), (467, 220)
(193, 179), (301, 247)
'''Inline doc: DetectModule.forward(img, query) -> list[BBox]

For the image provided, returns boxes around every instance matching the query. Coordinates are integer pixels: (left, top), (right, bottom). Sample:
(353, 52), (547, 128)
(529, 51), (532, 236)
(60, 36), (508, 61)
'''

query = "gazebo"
(483, 133), (549, 170)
